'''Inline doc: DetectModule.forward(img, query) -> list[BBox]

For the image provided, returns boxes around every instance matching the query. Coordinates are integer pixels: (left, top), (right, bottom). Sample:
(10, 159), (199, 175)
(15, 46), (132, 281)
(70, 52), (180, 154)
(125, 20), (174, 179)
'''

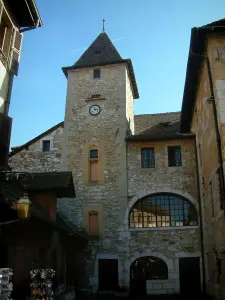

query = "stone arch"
(124, 187), (198, 228)
(124, 252), (173, 289)
(130, 252), (171, 269)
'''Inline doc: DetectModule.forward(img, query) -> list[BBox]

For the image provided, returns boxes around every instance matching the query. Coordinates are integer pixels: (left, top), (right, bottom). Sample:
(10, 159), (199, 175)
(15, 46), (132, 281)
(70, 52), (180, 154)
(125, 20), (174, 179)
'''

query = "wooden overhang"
(4, 0), (43, 28)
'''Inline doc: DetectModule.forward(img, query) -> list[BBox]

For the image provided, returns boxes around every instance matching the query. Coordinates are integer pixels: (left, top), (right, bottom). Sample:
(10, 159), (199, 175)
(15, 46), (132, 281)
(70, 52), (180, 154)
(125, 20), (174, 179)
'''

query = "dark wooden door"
(179, 257), (201, 295)
(98, 259), (118, 291)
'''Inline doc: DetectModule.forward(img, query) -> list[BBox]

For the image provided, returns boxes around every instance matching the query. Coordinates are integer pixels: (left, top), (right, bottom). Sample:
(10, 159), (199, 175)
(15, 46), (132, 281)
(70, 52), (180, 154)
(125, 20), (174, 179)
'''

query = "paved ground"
(78, 294), (212, 300)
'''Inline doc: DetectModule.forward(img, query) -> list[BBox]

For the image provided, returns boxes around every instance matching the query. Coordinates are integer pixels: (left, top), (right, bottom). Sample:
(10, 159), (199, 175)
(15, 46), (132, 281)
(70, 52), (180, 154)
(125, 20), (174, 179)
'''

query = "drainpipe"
(206, 57), (225, 213)
(194, 138), (206, 295)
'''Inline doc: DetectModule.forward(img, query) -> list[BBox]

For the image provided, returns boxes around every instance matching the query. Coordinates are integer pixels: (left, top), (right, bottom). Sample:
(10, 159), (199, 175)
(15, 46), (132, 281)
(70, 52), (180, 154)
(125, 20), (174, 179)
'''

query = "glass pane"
(141, 148), (155, 168)
(93, 69), (100, 78)
(90, 149), (98, 159)
(129, 194), (198, 228)
(42, 140), (50, 152)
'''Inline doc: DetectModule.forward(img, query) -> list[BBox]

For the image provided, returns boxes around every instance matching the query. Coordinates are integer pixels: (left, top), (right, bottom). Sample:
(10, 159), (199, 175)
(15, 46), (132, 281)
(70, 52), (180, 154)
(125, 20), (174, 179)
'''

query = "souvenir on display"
(30, 269), (55, 300)
(0, 268), (13, 300)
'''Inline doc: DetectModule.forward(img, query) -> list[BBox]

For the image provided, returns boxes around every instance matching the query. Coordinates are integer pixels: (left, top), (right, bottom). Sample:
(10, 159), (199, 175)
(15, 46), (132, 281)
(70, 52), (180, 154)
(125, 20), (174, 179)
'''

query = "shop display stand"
(30, 269), (55, 300)
(0, 268), (13, 300)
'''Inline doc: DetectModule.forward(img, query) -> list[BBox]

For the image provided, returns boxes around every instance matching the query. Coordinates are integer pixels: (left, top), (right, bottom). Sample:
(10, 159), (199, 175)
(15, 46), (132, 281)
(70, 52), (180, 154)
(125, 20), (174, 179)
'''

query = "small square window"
(141, 148), (155, 168)
(168, 146), (182, 167)
(90, 149), (98, 159)
(93, 69), (100, 79)
(42, 140), (50, 152)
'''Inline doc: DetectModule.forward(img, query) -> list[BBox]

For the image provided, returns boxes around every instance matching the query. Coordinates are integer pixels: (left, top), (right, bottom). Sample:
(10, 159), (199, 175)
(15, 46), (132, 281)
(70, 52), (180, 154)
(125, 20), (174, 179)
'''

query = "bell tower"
(61, 31), (138, 266)
(61, 30), (138, 290)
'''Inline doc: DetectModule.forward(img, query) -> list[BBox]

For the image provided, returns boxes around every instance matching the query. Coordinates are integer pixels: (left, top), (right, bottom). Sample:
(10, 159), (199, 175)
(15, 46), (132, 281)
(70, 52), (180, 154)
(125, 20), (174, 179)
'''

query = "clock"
(89, 104), (101, 116)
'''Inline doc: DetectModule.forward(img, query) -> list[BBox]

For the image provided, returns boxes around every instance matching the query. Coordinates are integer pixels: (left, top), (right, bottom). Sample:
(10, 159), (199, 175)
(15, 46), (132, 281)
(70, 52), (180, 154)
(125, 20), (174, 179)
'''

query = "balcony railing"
(0, 113), (12, 169)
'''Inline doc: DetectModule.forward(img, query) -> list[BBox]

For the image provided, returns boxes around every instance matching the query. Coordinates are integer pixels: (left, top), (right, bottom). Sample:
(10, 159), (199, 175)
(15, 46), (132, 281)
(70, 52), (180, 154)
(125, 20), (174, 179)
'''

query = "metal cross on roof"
(103, 19), (105, 32)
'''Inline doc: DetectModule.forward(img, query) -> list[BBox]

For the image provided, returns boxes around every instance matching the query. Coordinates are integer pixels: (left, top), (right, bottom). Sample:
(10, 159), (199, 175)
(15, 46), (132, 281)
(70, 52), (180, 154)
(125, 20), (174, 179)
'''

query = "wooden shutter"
(89, 211), (99, 235)
(0, 1), (3, 22)
(90, 161), (98, 181)
(10, 29), (23, 75)
(0, 113), (12, 168)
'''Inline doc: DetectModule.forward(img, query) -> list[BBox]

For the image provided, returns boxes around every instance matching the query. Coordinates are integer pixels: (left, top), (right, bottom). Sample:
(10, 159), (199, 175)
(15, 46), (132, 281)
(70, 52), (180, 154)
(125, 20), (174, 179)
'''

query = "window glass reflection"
(129, 194), (198, 228)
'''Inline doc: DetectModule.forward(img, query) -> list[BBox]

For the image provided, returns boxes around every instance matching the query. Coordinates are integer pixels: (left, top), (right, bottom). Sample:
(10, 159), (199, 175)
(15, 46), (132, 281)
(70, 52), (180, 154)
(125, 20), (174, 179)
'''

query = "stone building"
(181, 18), (225, 300)
(9, 30), (204, 296)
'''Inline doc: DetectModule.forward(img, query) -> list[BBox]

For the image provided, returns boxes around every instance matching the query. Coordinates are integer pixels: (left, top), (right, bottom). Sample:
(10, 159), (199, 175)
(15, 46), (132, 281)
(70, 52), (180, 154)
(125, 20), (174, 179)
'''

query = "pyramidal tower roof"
(62, 32), (139, 99)
(73, 32), (122, 68)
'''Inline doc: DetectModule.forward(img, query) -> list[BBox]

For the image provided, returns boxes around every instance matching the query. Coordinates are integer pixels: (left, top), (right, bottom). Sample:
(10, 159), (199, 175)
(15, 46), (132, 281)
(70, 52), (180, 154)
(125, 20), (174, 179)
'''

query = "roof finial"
(102, 19), (105, 32)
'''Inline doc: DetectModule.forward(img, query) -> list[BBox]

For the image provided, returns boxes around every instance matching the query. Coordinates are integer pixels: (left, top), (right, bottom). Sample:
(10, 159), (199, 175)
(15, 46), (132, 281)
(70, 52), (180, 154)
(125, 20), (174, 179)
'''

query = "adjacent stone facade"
(9, 125), (64, 172)
(190, 33), (225, 300)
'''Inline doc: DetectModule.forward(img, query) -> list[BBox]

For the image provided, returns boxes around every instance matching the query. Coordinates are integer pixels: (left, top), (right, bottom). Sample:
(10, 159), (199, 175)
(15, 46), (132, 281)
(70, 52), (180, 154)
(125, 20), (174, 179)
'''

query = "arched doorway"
(130, 256), (168, 295)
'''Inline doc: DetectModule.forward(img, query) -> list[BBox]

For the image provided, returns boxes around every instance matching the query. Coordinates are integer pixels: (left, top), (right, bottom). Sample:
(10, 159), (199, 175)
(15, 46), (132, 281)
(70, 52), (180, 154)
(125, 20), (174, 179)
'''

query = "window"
(93, 69), (100, 79)
(168, 146), (182, 167)
(89, 149), (99, 181)
(216, 166), (224, 210)
(91, 94), (101, 99)
(210, 181), (215, 218)
(129, 193), (198, 228)
(90, 149), (98, 159)
(88, 210), (99, 235)
(0, 9), (13, 57)
(141, 148), (155, 168)
(42, 140), (50, 152)
(199, 143), (202, 166)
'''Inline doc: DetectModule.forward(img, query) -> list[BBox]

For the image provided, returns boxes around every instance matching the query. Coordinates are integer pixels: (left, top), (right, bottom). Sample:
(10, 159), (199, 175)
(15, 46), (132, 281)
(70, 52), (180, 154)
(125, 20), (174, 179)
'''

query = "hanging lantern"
(17, 193), (31, 219)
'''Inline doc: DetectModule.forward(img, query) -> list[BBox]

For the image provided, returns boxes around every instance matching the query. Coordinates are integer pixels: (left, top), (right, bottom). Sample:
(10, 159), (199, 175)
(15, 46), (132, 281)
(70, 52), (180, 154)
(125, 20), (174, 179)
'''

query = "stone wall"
(127, 138), (198, 200)
(190, 33), (225, 300)
(9, 125), (64, 172)
(146, 279), (176, 295)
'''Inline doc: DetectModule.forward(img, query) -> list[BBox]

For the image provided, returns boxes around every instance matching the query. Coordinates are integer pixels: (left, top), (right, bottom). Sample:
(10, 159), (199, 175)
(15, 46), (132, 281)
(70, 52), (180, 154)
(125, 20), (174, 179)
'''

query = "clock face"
(89, 105), (101, 116)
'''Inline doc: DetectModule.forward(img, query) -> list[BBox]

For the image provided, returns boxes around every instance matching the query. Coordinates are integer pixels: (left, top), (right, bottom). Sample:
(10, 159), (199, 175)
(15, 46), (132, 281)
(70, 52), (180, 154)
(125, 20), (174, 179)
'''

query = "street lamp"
(17, 193), (31, 219)
(0, 171), (33, 221)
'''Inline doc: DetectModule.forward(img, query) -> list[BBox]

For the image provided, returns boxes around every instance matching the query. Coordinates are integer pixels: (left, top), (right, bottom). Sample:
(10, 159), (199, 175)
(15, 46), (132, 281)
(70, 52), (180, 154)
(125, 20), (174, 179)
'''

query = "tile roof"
(27, 172), (75, 198)
(71, 32), (122, 69)
(126, 121), (195, 142)
(0, 172), (75, 199)
(134, 112), (181, 134)
(62, 32), (139, 99)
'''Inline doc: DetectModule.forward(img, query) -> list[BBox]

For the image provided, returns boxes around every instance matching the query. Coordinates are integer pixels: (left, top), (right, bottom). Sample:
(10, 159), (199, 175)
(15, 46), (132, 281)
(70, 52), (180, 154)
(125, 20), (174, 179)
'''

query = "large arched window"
(129, 193), (198, 228)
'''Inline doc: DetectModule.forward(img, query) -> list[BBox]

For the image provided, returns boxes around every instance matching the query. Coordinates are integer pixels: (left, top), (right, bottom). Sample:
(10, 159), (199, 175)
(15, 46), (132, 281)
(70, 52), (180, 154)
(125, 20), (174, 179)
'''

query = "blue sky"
(9, 0), (225, 147)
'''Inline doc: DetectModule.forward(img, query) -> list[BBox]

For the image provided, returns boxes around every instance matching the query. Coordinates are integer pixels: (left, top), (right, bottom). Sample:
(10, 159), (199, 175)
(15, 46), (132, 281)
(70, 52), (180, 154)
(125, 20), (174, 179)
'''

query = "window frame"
(168, 145), (182, 167)
(42, 140), (51, 152)
(141, 147), (155, 168)
(129, 193), (198, 229)
(88, 210), (99, 236)
(93, 68), (101, 79)
(0, 7), (13, 58)
(89, 148), (99, 182)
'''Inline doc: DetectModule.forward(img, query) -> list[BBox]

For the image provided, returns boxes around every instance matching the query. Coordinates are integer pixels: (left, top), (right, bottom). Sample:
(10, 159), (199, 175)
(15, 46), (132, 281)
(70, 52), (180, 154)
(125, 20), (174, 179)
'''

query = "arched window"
(131, 256), (168, 280)
(129, 193), (198, 228)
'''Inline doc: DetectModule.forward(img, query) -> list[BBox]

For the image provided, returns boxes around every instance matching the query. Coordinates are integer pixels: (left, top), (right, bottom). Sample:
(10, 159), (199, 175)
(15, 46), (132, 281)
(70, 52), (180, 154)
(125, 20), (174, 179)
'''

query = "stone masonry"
(9, 32), (202, 295)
